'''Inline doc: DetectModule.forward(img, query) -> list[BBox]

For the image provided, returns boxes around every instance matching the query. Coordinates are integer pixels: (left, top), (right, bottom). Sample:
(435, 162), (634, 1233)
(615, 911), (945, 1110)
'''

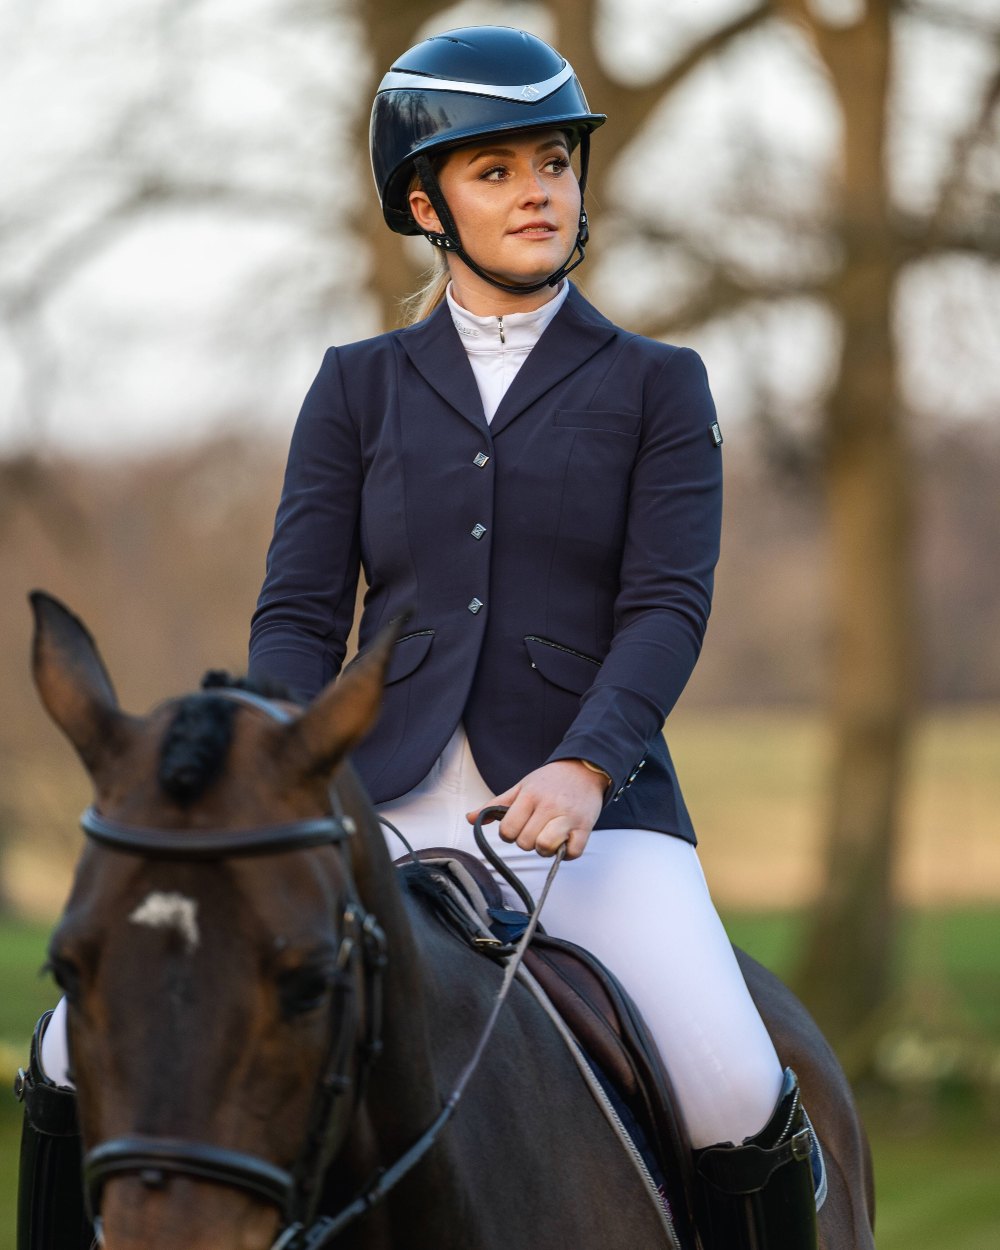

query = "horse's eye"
(278, 965), (331, 1017)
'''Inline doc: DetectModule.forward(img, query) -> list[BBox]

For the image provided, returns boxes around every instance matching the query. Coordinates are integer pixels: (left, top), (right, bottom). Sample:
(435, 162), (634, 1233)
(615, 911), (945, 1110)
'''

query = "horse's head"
(31, 591), (398, 1250)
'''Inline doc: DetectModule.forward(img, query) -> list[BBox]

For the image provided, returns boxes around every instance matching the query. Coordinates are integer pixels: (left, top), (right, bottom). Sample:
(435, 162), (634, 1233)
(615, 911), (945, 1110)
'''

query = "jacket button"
(473, 452), (490, 468)
(470, 523), (486, 540)
(468, 598), (484, 614)
(613, 759), (646, 802)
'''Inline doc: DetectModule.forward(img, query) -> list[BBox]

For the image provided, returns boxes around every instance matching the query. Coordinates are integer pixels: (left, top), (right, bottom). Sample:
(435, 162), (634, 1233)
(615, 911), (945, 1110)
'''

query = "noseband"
(79, 689), (388, 1246)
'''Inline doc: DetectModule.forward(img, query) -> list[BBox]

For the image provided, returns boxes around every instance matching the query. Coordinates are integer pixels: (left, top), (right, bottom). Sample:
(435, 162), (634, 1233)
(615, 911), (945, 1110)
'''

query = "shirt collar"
(446, 281), (571, 352)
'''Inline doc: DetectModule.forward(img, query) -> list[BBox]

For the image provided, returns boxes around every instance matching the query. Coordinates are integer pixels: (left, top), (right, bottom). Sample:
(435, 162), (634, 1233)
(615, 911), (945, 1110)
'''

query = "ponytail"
(400, 254), (450, 325)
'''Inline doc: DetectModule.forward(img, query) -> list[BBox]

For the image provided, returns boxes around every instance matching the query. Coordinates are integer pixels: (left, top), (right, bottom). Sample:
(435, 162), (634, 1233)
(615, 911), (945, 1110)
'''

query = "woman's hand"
(468, 759), (608, 860)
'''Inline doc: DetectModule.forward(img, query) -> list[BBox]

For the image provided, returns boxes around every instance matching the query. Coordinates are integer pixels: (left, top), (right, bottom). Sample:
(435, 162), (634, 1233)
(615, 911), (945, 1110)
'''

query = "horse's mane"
(157, 671), (291, 804)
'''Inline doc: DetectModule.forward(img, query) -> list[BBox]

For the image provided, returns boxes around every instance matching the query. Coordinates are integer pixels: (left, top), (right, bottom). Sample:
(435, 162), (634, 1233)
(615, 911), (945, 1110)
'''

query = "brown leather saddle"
(397, 847), (698, 1244)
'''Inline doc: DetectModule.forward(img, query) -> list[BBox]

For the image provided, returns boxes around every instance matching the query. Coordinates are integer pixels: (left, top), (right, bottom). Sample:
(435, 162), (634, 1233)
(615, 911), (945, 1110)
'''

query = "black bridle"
(79, 689), (389, 1249)
(77, 688), (562, 1250)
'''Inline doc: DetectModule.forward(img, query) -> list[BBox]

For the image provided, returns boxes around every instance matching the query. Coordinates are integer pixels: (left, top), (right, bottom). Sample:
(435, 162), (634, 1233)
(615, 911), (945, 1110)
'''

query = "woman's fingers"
(467, 783), (520, 828)
(468, 762), (603, 859)
(481, 761), (604, 859)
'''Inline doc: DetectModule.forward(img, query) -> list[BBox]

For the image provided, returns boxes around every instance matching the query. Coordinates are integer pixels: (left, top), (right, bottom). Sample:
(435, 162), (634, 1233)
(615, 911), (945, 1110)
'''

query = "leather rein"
(77, 689), (562, 1250)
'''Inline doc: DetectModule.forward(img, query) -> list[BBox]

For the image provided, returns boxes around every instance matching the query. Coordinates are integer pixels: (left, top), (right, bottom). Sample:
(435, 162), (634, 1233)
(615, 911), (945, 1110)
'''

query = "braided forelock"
(157, 696), (238, 805)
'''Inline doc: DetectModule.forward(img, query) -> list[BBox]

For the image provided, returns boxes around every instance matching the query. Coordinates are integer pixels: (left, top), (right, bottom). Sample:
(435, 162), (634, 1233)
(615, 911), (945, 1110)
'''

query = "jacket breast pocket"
(554, 409), (641, 437)
(524, 636), (602, 695)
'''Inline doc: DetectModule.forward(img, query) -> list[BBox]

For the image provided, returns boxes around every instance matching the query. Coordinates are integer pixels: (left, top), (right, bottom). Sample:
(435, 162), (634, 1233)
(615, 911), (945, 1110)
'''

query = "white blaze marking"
(129, 892), (200, 952)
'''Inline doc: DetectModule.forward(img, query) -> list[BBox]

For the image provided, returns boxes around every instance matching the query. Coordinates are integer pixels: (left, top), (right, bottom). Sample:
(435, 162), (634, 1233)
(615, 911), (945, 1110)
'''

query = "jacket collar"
(398, 298), (486, 433)
(398, 285), (620, 437)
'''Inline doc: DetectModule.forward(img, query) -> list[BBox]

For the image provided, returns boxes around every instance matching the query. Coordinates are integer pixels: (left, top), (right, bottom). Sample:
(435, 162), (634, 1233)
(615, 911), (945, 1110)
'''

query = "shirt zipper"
(497, 315), (505, 345)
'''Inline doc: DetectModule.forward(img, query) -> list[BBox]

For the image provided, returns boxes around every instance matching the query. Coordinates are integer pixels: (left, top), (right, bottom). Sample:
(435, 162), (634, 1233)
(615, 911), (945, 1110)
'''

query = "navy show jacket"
(249, 285), (723, 841)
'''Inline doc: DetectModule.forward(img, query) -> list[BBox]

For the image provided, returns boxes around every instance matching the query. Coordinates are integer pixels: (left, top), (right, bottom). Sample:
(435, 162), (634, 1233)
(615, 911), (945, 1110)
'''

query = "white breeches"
(378, 727), (784, 1149)
(41, 729), (783, 1149)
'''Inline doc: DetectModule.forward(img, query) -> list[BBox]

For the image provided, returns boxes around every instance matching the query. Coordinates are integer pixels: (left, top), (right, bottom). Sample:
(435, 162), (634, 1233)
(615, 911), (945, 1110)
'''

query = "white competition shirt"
(446, 280), (570, 422)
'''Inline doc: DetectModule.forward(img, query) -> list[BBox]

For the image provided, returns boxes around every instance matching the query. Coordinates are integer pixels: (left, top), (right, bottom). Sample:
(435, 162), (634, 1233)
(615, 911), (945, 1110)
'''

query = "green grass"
(1, 918), (57, 1248)
(0, 920), (55, 1051)
(725, 907), (1000, 1039)
(870, 1104), (1000, 1248)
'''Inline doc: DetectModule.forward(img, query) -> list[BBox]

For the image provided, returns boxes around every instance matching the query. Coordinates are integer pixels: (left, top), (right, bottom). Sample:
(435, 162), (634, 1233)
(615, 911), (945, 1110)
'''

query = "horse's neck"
(339, 774), (441, 1120)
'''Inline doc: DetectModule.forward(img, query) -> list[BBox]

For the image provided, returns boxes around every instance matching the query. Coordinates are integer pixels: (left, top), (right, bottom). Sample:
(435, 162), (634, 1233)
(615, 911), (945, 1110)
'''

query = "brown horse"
(29, 591), (875, 1250)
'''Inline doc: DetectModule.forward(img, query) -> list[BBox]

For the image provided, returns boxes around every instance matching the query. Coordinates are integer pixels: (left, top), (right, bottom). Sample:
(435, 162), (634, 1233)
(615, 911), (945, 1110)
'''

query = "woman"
(248, 25), (823, 1250)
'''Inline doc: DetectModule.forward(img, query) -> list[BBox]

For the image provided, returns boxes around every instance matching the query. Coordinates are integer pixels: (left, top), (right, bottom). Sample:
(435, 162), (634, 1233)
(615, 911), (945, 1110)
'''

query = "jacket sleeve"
(248, 347), (362, 701)
(546, 345), (722, 794)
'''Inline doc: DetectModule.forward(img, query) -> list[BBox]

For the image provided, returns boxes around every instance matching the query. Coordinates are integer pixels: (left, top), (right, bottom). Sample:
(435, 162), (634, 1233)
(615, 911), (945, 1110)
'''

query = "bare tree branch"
(1, 179), (317, 319)
(927, 56), (1000, 236)
(632, 265), (825, 338)
(912, 215), (1000, 261)
(552, 0), (775, 161)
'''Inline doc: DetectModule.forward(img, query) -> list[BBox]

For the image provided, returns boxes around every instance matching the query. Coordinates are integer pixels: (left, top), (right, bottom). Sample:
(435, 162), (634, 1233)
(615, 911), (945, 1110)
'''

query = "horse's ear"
(282, 615), (406, 778)
(29, 591), (135, 778)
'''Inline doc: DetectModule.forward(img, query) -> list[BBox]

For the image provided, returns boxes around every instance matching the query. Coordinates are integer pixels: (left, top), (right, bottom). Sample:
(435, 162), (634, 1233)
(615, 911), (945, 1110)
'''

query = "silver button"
(468, 598), (484, 614)
(473, 452), (490, 468)
(471, 523), (486, 540)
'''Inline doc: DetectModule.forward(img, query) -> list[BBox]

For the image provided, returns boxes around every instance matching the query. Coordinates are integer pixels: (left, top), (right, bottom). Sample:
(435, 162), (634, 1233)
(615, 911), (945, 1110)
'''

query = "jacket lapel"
(489, 286), (619, 437)
(398, 303), (487, 434)
(396, 286), (621, 437)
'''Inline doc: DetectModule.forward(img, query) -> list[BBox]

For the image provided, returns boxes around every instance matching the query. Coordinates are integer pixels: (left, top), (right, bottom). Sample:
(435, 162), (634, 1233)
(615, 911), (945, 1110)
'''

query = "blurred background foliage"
(1, 0), (998, 1244)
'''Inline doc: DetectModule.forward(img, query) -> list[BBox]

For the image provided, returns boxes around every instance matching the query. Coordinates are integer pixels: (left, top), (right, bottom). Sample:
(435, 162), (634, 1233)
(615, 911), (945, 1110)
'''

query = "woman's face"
(408, 129), (581, 305)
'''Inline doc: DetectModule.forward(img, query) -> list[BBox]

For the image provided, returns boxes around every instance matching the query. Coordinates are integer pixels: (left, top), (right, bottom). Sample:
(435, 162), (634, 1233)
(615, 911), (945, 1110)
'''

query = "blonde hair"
(400, 253), (450, 325)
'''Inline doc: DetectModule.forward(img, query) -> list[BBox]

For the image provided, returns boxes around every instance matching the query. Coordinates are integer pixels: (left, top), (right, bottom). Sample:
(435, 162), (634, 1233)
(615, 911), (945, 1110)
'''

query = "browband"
(80, 806), (354, 860)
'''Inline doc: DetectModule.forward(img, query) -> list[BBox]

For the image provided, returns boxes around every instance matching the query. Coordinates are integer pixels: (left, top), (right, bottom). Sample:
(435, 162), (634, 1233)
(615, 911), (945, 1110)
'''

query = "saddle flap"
(524, 934), (697, 1237)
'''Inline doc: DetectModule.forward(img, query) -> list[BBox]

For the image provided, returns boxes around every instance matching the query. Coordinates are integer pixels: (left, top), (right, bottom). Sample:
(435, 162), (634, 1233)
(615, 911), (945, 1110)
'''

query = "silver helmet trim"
(375, 62), (574, 104)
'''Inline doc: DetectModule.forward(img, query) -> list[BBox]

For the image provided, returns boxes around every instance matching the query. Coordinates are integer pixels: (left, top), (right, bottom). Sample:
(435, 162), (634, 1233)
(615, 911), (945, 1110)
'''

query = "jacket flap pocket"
(525, 636), (601, 695)
(345, 630), (435, 690)
(554, 409), (640, 436)
(383, 630), (434, 685)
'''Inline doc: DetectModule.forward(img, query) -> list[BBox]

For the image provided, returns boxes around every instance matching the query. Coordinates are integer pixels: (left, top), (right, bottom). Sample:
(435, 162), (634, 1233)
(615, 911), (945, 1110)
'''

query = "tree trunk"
(792, 0), (917, 1067)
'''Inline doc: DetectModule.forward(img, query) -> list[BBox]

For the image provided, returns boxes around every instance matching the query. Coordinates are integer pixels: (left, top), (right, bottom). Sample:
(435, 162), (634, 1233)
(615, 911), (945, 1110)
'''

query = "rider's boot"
(14, 1012), (94, 1250)
(692, 1067), (823, 1250)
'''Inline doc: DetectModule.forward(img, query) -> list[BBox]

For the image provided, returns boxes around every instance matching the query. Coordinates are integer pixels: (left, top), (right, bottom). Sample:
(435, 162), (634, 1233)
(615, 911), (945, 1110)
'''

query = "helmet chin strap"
(412, 137), (592, 297)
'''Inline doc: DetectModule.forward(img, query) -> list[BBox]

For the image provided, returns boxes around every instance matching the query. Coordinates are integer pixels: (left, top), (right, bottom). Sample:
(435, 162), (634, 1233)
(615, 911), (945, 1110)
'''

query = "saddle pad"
(395, 847), (697, 1244)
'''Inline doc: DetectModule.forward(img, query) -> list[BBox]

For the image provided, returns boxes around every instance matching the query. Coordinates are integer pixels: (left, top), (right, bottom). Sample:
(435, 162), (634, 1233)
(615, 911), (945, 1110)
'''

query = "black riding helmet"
(370, 26), (606, 295)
